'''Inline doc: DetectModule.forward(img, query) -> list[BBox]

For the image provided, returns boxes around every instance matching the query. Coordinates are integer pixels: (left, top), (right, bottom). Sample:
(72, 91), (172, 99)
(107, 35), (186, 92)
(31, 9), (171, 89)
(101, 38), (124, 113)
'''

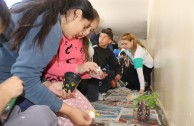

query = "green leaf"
(132, 92), (159, 109)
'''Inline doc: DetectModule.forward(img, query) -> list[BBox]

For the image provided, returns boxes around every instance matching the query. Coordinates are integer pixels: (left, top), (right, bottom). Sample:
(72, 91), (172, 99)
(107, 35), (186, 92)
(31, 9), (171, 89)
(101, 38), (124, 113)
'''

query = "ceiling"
(5, 0), (148, 39)
(90, 0), (148, 40)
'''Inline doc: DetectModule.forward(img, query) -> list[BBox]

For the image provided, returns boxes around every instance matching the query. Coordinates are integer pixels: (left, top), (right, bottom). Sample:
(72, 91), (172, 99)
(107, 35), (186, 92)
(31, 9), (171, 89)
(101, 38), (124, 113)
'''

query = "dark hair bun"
(107, 28), (112, 32)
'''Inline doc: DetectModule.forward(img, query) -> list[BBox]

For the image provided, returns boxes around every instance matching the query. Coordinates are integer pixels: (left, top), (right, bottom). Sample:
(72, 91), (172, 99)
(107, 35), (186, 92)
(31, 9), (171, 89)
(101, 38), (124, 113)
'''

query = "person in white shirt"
(120, 33), (153, 94)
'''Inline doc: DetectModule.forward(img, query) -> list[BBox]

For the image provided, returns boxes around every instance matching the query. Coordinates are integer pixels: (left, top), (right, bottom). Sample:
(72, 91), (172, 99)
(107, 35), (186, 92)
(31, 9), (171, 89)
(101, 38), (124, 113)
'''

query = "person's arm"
(108, 50), (122, 80)
(11, 20), (63, 112)
(59, 102), (92, 125)
(46, 59), (98, 79)
(136, 68), (145, 91)
(0, 76), (23, 113)
(0, 90), (10, 114)
(134, 57), (145, 94)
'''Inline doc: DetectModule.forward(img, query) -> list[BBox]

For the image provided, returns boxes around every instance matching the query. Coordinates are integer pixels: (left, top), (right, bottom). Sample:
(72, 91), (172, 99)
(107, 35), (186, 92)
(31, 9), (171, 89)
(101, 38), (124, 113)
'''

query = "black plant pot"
(63, 72), (82, 93)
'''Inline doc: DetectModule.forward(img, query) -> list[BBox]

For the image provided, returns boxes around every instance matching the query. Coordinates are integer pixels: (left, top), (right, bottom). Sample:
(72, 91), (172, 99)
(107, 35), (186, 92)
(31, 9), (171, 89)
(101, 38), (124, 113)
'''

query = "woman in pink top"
(43, 9), (102, 126)
(44, 36), (92, 81)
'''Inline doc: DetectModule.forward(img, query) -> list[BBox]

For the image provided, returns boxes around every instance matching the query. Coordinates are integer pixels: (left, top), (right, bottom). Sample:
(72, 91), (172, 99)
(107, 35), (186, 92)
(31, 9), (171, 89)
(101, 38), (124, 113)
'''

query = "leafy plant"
(133, 92), (159, 110)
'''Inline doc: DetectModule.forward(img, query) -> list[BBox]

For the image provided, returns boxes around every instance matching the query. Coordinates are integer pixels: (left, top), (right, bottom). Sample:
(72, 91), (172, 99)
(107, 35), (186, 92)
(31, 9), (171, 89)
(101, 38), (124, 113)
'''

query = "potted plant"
(132, 92), (159, 122)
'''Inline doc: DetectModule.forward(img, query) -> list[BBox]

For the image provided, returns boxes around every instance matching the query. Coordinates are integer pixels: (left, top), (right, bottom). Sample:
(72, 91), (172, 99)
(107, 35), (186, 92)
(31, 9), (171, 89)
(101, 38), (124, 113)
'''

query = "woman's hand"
(44, 81), (73, 99)
(0, 76), (23, 113)
(76, 62), (99, 74)
(69, 107), (92, 126)
(0, 76), (24, 99)
(98, 70), (107, 79)
(60, 103), (92, 126)
(139, 89), (144, 95)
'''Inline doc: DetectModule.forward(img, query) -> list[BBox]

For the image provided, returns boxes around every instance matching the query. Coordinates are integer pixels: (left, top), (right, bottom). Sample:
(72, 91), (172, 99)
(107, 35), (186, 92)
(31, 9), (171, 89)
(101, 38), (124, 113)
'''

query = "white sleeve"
(136, 68), (145, 90)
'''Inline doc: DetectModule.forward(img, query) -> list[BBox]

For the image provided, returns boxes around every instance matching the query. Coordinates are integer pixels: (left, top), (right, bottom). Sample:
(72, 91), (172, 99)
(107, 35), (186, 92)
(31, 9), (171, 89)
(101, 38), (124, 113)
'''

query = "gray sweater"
(0, 12), (63, 112)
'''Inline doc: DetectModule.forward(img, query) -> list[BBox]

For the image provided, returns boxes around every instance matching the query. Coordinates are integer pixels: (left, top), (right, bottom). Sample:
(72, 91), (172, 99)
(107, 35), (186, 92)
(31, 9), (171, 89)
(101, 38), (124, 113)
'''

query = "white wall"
(147, 0), (194, 125)
(90, 0), (148, 39)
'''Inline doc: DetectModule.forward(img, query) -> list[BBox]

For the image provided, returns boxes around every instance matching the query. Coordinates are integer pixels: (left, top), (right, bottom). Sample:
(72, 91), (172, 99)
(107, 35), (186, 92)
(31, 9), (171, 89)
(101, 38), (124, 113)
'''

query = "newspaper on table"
(107, 87), (132, 94)
(91, 120), (128, 126)
(119, 108), (161, 126)
(105, 87), (140, 102)
(93, 105), (161, 126)
(92, 100), (133, 108)
(92, 88), (162, 126)
(93, 105), (122, 121)
(91, 120), (110, 126)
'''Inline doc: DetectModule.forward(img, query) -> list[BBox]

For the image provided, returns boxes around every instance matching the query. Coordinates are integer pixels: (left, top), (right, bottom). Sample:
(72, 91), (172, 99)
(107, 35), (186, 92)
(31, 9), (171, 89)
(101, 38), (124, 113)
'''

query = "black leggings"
(77, 78), (99, 102)
(121, 65), (153, 91)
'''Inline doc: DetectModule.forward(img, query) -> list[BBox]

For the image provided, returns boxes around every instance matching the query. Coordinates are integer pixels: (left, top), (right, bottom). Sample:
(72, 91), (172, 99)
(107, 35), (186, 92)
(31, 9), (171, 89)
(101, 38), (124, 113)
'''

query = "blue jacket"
(0, 12), (63, 112)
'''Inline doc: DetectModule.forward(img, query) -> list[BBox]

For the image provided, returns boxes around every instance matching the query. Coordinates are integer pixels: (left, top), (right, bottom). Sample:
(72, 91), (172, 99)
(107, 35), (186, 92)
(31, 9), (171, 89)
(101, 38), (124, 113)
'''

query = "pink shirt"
(44, 35), (88, 81)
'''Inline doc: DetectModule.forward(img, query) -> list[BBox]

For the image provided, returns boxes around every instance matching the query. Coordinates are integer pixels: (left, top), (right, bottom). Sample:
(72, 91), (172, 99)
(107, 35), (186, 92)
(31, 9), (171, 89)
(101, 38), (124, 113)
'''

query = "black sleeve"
(108, 50), (122, 75)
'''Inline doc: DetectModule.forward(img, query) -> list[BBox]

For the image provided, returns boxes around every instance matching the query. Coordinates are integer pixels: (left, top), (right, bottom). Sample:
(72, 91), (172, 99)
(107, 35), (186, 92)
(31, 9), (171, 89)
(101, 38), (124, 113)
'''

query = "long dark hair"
(82, 37), (90, 62)
(83, 9), (100, 62)
(0, 0), (11, 32)
(10, 0), (94, 49)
